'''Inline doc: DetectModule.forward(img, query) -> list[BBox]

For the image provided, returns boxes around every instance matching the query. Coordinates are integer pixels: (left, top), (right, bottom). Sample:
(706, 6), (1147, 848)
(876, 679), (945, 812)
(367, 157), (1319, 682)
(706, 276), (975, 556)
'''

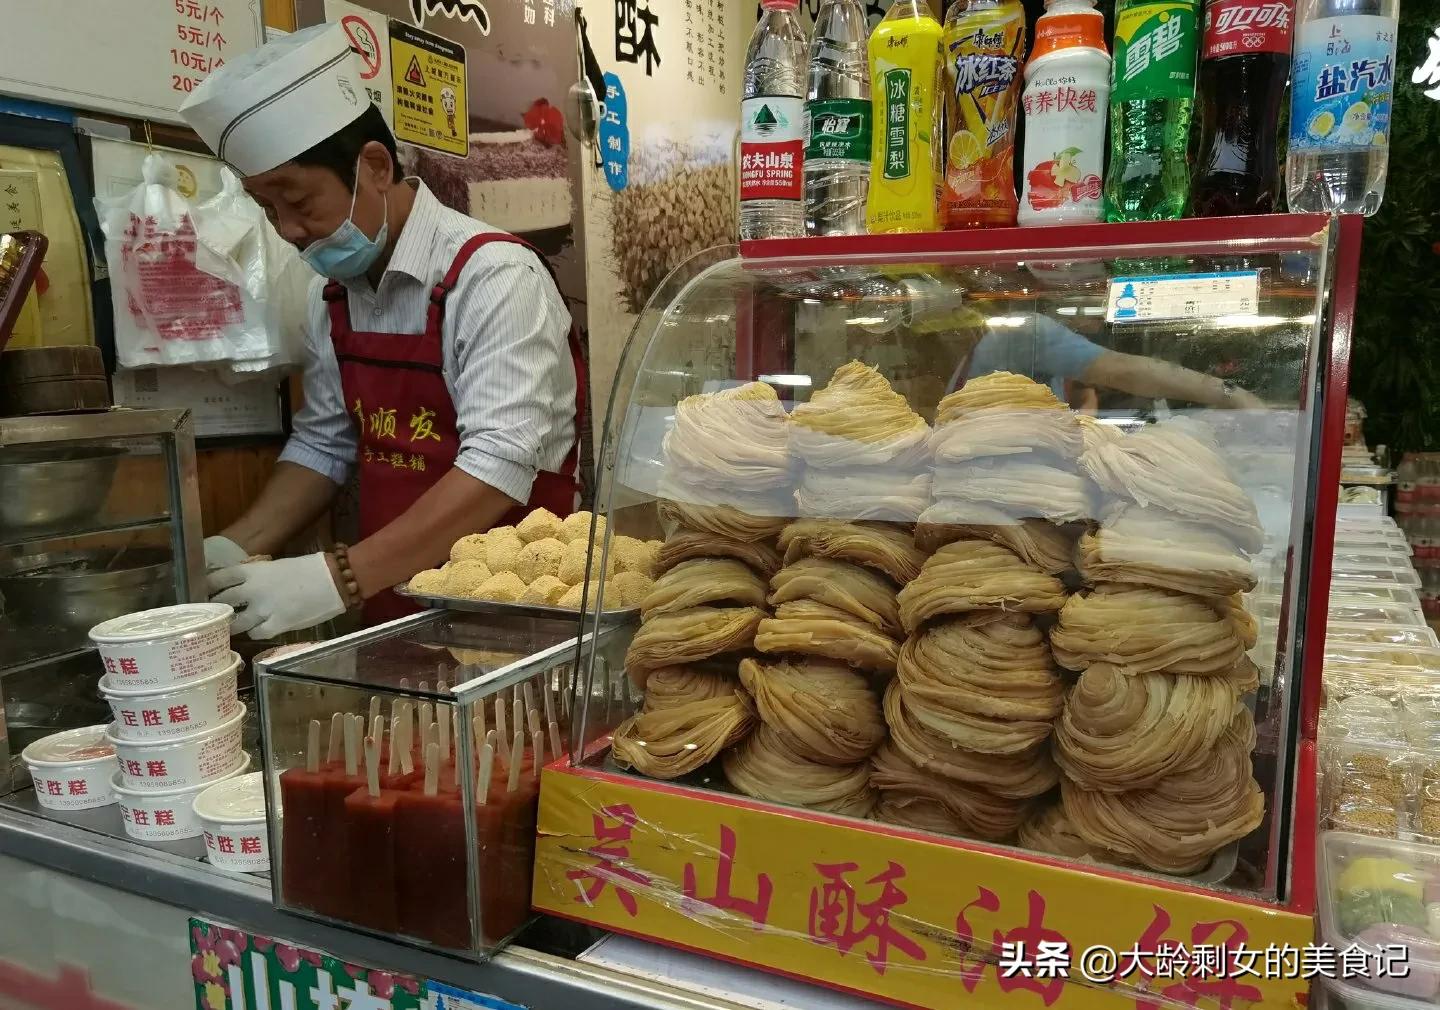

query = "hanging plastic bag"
(96, 153), (274, 370)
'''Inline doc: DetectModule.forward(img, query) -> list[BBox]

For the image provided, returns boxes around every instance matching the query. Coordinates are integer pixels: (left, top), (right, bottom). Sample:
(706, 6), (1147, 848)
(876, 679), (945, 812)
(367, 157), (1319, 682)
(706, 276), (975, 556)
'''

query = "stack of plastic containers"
(88, 604), (248, 843)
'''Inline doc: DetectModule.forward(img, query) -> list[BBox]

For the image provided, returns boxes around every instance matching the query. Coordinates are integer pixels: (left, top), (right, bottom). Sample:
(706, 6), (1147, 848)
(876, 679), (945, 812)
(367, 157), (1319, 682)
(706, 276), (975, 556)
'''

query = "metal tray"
(395, 584), (640, 624)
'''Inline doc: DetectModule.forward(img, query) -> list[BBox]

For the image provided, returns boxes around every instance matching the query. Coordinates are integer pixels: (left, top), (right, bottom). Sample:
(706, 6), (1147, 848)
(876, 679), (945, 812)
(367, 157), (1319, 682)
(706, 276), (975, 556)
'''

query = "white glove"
(210, 553), (346, 640)
(203, 535), (249, 572)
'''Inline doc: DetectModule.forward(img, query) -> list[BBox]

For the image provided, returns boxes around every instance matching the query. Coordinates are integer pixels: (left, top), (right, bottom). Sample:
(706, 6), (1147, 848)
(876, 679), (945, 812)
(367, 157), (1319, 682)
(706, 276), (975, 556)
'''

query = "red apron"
(328, 232), (587, 625)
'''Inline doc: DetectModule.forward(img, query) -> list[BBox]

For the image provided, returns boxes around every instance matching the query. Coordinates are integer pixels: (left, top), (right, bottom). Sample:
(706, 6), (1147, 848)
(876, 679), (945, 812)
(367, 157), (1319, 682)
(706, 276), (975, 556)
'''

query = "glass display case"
(256, 609), (611, 959)
(0, 408), (204, 795)
(544, 216), (1355, 1006)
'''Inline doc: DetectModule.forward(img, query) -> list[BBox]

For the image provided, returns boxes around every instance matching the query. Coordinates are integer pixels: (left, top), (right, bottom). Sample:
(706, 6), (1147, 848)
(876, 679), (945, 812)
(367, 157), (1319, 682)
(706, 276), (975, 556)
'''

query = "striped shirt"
(278, 182), (577, 503)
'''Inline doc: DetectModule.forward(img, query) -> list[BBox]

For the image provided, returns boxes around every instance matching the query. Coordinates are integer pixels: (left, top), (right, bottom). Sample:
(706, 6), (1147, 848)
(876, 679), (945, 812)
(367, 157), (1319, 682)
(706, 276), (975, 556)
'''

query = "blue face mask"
(300, 163), (388, 280)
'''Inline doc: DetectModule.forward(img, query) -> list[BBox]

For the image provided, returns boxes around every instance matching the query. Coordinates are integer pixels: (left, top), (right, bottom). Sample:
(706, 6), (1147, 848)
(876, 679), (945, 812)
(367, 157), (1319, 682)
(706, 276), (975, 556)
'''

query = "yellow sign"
(535, 765), (1313, 1010)
(387, 19), (467, 157)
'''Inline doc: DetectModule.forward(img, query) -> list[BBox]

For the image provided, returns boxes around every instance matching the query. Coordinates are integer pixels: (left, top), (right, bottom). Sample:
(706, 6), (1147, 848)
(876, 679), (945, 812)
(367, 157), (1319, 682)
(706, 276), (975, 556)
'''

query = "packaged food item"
(193, 771), (269, 873)
(941, 0), (1026, 228)
(90, 603), (234, 690)
(21, 725), (118, 812)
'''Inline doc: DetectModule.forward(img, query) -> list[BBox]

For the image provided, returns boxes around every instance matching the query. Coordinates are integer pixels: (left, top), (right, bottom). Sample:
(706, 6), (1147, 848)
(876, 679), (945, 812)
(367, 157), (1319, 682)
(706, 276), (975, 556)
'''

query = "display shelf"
(0, 617), (93, 676)
(0, 787), (206, 862)
(0, 512), (174, 552)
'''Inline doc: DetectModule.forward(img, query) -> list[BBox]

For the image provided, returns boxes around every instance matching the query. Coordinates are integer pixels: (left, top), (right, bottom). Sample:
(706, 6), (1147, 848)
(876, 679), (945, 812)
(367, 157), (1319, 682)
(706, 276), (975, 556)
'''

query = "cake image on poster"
(404, 98), (572, 241)
(608, 134), (737, 314)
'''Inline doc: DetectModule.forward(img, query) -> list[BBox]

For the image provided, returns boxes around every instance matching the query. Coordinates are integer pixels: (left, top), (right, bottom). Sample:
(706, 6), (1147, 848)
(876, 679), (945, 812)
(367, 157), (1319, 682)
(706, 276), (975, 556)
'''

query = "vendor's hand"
(203, 535), (249, 574)
(210, 553), (346, 640)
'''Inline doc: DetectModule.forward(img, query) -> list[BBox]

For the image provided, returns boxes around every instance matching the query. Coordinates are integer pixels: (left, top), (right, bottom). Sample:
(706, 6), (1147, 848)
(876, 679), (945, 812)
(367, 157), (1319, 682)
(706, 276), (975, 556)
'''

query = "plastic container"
(113, 754), (250, 843)
(21, 724), (118, 812)
(105, 705), (245, 792)
(1330, 584), (1425, 611)
(1334, 567), (1424, 590)
(193, 771), (269, 873)
(101, 652), (241, 742)
(1326, 623), (1437, 648)
(1318, 832), (1440, 1001)
(89, 603), (233, 690)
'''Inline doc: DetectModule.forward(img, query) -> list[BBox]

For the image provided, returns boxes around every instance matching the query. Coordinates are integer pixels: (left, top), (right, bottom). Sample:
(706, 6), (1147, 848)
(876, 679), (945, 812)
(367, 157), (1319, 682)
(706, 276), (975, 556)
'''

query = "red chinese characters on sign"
(67, 780), (88, 797)
(240, 836), (262, 854)
(680, 825), (773, 928)
(121, 215), (245, 340)
(807, 860), (926, 976)
(142, 710), (163, 727)
(168, 705), (192, 724)
(956, 886), (1077, 1005)
(1127, 906), (1264, 1010)
(118, 658), (138, 676)
(155, 810), (176, 827)
(566, 804), (651, 917)
(993, 891), (1070, 1006)
(1023, 87), (1099, 117)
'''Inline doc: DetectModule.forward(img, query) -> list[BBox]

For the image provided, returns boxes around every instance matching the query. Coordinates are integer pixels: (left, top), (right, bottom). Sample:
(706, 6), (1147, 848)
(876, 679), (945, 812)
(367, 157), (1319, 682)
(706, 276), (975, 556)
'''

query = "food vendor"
(177, 24), (583, 639)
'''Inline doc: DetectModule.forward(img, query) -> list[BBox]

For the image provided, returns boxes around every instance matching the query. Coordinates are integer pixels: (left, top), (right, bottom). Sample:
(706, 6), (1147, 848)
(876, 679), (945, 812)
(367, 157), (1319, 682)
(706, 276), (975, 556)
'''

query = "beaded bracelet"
(331, 543), (363, 611)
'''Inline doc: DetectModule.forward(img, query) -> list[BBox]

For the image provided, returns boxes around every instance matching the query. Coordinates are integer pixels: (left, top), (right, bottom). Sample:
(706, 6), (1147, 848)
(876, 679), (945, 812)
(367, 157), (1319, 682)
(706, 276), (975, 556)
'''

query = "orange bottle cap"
(1029, 10), (1107, 62)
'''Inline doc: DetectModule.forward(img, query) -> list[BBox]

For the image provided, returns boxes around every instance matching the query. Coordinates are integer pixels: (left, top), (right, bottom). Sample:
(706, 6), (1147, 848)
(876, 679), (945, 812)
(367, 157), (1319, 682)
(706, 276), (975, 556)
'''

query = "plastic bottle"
(1017, 0), (1110, 226)
(1103, 0), (1202, 222)
(741, 0), (808, 240)
(941, 0), (1027, 228)
(805, 0), (872, 236)
(1190, 0), (1293, 215)
(1286, 0), (1399, 215)
(866, 0), (946, 234)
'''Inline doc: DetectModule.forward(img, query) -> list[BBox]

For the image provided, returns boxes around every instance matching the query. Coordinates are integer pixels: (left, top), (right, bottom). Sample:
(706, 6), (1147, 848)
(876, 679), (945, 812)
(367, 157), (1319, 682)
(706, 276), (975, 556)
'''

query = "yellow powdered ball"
(609, 570), (654, 608)
(513, 537), (567, 583)
(557, 540), (616, 586)
(489, 525), (518, 539)
(476, 571), (528, 603)
(443, 560), (493, 597)
(560, 511), (606, 544)
(449, 533), (488, 563)
(521, 575), (568, 605)
(558, 580), (602, 610)
(516, 508), (565, 544)
(610, 535), (661, 576)
(407, 568), (448, 594)
(482, 533), (525, 574)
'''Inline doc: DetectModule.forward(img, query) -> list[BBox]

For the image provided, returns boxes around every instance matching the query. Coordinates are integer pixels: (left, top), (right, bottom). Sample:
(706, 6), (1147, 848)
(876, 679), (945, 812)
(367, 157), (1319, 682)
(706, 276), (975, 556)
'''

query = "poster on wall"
(310, 0), (582, 308)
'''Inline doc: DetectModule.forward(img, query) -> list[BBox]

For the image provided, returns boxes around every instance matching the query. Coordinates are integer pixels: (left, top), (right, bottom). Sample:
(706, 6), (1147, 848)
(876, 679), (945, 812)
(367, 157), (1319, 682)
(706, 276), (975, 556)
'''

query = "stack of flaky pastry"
(724, 364), (928, 815)
(1037, 418), (1267, 875)
(613, 382), (794, 780)
(875, 373), (1078, 841)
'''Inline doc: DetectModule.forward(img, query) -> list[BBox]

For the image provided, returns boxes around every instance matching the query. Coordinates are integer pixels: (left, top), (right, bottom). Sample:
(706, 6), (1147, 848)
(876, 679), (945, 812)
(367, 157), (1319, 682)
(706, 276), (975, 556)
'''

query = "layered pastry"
(931, 408), (1082, 465)
(1060, 714), (1265, 874)
(612, 690), (758, 780)
(643, 666), (739, 714)
(871, 743), (1034, 842)
(1052, 664), (1243, 792)
(1018, 804), (1126, 863)
(1076, 413), (1122, 455)
(656, 477), (792, 543)
(639, 559), (769, 618)
(722, 724), (875, 817)
(1076, 505), (1257, 598)
(1080, 420), (1265, 553)
(624, 606), (767, 689)
(738, 657), (885, 765)
(655, 532), (782, 583)
(1050, 584), (1251, 676)
(755, 600), (900, 674)
(933, 459), (1096, 524)
(768, 557), (903, 638)
(898, 540), (1068, 633)
(790, 361), (931, 468)
(896, 613), (1064, 755)
(884, 682), (1059, 800)
(779, 519), (926, 586)
(914, 501), (1076, 575)
(795, 467), (932, 523)
(663, 381), (794, 493)
(935, 371), (1067, 426)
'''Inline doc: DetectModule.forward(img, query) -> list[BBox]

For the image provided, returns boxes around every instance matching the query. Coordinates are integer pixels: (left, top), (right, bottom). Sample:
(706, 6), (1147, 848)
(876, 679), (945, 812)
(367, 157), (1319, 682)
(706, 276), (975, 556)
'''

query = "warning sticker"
(388, 19), (467, 158)
(325, 0), (394, 128)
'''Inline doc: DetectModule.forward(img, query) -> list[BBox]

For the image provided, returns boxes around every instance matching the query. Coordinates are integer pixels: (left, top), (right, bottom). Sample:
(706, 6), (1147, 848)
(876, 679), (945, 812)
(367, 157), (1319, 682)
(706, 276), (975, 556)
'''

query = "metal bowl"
(0, 548), (173, 631)
(0, 446), (123, 536)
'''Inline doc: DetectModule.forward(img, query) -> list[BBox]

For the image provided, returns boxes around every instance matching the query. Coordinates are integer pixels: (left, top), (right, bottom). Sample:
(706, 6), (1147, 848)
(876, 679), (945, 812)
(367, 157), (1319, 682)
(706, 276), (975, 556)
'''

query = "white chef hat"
(179, 23), (371, 177)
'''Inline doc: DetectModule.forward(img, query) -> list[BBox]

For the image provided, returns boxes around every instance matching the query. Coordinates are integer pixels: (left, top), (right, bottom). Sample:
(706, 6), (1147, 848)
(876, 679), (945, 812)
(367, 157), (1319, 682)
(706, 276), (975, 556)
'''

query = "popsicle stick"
(438, 677), (448, 696)
(532, 729), (544, 781)
(495, 695), (507, 744)
(424, 720), (439, 756)
(368, 695), (381, 726)
(424, 742), (439, 796)
(477, 742), (494, 806)
(400, 737), (414, 775)
(512, 697), (523, 750)
(344, 714), (360, 777)
(364, 735), (379, 799)
(474, 703), (486, 743)
(370, 714), (384, 752)
(305, 720), (321, 774)
(548, 719), (563, 765)
(388, 715), (400, 776)
(522, 683), (536, 723)
(438, 704), (451, 763)
(327, 712), (343, 764)
(419, 701), (434, 732)
(507, 729), (523, 793)
(419, 680), (430, 696)
(487, 729), (502, 771)
(400, 678), (411, 691)
(528, 707), (541, 738)
(543, 673), (557, 732)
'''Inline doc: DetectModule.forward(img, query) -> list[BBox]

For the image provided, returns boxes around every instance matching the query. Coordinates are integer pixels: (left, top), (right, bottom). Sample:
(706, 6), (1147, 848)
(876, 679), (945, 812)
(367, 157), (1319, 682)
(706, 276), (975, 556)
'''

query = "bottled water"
(805, 0), (871, 236)
(1285, 0), (1399, 215)
(741, 0), (808, 240)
